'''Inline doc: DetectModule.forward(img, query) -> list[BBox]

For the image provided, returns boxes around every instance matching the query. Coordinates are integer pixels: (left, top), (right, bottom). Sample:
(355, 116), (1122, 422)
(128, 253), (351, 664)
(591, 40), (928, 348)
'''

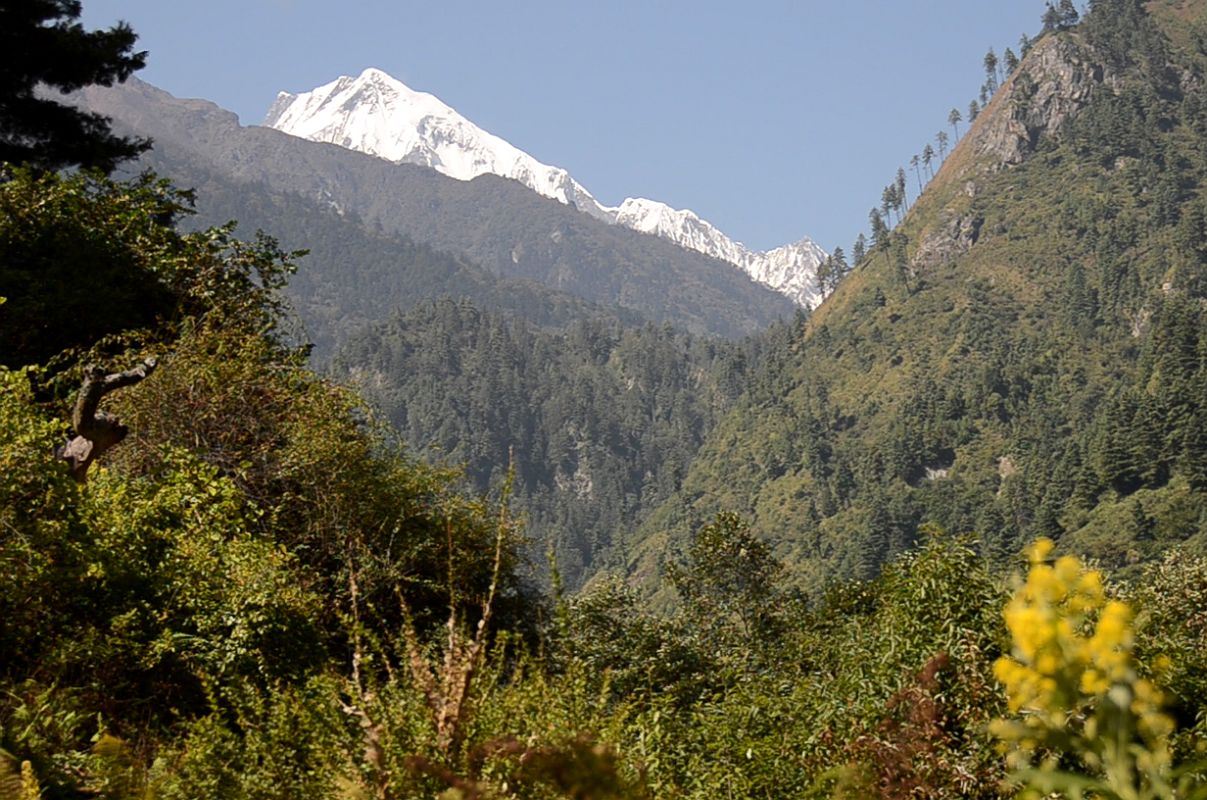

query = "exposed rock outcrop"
(911, 34), (1118, 272)
(972, 34), (1117, 167)
(911, 211), (982, 271)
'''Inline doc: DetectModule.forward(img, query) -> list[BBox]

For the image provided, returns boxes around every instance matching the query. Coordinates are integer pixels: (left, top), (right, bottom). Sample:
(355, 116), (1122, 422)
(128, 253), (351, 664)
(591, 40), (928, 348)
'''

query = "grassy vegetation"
(5, 1), (1207, 797)
(624, 0), (1207, 597)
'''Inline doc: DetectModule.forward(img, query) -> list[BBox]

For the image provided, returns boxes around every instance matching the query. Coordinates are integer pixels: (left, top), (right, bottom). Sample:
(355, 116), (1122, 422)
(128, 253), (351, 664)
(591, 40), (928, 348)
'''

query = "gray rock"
(911, 211), (982, 271)
(972, 34), (1117, 167)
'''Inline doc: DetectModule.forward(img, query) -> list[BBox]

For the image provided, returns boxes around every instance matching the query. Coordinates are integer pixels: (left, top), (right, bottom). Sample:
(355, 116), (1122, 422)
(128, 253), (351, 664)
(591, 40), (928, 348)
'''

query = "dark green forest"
(122, 145), (644, 359)
(333, 301), (794, 587)
(4, 0), (1207, 798)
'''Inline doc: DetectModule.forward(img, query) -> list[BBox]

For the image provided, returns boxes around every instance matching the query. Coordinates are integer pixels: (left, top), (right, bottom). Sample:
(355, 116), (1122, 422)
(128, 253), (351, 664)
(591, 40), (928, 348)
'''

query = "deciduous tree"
(667, 512), (782, 644)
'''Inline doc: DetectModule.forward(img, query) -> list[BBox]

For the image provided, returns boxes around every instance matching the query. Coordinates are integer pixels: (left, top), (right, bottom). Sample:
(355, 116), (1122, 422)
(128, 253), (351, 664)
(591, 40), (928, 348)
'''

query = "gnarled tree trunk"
(57, 357), (156, 481)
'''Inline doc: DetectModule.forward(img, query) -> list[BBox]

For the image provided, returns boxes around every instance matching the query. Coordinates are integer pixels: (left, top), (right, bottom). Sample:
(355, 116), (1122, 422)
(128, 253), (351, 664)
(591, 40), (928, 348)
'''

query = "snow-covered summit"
(264, 68), (609, 221)
(611, 199), (828, 307)
(264, 68), (827, 306)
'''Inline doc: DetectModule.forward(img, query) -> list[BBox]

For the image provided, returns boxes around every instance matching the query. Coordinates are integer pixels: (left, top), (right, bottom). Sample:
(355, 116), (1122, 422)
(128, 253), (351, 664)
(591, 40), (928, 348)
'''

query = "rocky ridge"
(265, 68), (828, 307)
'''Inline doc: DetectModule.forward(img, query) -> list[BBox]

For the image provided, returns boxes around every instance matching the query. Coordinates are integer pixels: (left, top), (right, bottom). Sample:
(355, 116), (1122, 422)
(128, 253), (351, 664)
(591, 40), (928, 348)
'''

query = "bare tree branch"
(58, 357), (157, 481)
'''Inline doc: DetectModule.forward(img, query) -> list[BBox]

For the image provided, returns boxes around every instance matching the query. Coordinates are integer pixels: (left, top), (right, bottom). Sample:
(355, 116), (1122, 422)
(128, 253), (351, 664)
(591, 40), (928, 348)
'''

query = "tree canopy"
(0, 0), (148, 172)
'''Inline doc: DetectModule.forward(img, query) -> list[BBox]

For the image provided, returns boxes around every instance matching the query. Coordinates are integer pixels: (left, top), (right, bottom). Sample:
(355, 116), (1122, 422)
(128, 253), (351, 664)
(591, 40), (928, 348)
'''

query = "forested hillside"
(334, 300), (796, 586)
(626, 0), (1207, 596)
(116, 146), (775, 585)
(5, 1), (1207, 798)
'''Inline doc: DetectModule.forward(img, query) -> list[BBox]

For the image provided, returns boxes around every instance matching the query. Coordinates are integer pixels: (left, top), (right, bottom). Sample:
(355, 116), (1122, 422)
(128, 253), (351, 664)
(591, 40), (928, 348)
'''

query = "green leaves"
(667, 511), (784, 650)
(0, 168), (302, 371)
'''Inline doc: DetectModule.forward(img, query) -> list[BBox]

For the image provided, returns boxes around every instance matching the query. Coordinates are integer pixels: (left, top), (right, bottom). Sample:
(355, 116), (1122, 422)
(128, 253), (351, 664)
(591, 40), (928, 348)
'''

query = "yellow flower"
(1027, 538), (1055, 565)
(1080, 669), (1108, 696)
(992, 540), (1177, 798)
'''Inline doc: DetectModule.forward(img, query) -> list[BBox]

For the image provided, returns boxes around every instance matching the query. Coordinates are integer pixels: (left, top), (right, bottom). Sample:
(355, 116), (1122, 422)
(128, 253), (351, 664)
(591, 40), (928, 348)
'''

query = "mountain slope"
(124, 140), (633, 358)
(77, 78), (796, 338)
(610, 198), (830, 307)
(265, 68), (828, 306)
(620, 0), (1207, 596)
(74, 81), (789, 589)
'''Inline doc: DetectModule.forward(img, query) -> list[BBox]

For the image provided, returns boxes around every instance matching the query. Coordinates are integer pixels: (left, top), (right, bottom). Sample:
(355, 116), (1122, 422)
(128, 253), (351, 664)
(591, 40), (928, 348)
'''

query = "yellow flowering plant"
(991, 539), (1184, 800)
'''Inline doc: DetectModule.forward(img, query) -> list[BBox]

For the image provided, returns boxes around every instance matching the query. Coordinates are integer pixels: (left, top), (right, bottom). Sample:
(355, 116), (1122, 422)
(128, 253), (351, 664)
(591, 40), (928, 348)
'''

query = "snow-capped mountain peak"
(613, 199), (733, 259)
(264, 68), (827, 306)
(264, 67), (609, 220)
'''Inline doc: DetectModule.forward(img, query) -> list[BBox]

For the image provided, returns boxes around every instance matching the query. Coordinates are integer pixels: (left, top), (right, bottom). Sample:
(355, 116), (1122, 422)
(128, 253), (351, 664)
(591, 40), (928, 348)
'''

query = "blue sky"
(82, 1), (1048, 254)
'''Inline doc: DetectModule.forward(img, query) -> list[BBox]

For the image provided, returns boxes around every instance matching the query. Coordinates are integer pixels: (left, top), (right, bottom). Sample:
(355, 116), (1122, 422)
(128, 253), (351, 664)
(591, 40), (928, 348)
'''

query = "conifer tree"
(1132, 394), (1168, 488)
(922, 144), (936, 178)
(1130, 499), (1155, 541)
(892, 233), (912, 294)
(1003, 47), (1020, 74)
(869, 208), (889, 250)
(830, 246), (849, 288)
(1058, 0), (1080, 27)
(1043, 3), (1061, 32)
(968, 99), (980, 123)
(1093, 396), (1142, 495)
(1181, 406), (1207, 490)
(1033, 496), (1063, 540)
(910, 154), (923, 193)
(814, 255), (832, 301)
(948, 107), (962, 139)
(1069, 443), (1101, 508)
(0, 0), (150, 172)
(852, 233), (867, 266)
(983, 47), (999, 92)
(936, 130), (949, 161)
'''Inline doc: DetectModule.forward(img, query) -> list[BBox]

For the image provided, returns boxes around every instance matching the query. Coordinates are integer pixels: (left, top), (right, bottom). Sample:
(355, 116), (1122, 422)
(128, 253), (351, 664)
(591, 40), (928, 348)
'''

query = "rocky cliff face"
(972, 33), (1118, 167)
(910, 203), (981, 272)
(909, 32), (1120, 273)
